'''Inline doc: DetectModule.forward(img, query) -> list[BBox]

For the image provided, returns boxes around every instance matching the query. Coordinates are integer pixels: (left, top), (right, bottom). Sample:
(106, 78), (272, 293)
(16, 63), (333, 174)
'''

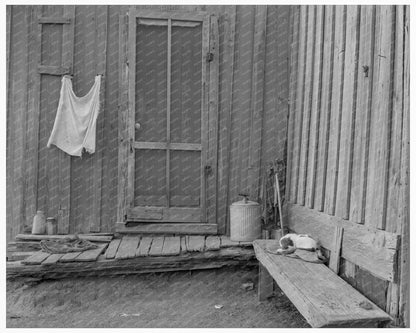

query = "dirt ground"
(7, 266), (309, 328)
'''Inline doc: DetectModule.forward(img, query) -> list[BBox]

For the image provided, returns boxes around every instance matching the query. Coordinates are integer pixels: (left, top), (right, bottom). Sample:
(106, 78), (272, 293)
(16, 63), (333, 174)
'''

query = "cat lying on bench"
(268, 233), (327, 263)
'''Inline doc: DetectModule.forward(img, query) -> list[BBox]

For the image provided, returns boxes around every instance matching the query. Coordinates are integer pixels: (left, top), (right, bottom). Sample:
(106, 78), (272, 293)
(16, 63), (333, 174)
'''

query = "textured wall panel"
(286, 5), (408, 323)
(7, 5), (291, 238)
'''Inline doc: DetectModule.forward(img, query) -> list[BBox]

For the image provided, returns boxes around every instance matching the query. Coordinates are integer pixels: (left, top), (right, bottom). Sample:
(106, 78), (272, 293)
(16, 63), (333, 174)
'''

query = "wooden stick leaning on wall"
(274, 163), (284, 236)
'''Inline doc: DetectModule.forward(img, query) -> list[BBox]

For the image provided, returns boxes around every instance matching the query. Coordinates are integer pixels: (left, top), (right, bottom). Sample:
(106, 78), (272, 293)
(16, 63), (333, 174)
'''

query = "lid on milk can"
(231, 193), (260, 206)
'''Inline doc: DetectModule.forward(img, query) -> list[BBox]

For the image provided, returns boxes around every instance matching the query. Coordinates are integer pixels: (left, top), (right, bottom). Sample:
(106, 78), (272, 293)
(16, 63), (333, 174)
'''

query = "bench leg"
(258, 263), (274, 301)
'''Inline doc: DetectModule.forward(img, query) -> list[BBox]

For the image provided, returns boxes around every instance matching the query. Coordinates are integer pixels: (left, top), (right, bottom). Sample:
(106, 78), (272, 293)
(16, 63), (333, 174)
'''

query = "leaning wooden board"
(253, 240), (391, 328)
(15, 234), (113, 242)
(22, 251), (50, 265)
(75, 243), (108, 262)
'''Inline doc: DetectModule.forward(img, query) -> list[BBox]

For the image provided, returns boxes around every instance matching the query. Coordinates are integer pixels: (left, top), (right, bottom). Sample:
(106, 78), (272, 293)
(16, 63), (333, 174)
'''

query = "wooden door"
(123, 9), (218, 223)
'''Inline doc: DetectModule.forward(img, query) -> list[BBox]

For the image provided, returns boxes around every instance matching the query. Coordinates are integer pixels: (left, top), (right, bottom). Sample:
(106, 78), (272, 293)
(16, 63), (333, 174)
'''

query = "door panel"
(125, 9), (216, 223)
(170, 22), (202, 144)
(135, 23), (167, 143)
(170, 150), (201, 207)
(134, 149), (166, 207)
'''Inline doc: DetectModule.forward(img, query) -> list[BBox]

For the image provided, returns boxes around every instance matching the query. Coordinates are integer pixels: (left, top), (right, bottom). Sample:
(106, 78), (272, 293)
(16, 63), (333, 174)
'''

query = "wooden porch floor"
(7, 235), (256, 280)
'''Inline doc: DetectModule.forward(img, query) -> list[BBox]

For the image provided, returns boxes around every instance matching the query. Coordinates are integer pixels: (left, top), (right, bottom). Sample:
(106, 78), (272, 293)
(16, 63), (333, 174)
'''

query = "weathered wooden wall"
(6, 5), (290, 239)
(285, 5), (409, 326)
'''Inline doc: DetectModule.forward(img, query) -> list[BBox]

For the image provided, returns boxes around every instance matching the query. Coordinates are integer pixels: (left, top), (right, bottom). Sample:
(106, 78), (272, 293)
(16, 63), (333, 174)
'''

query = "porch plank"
(42, 253), (64, 266)
(148, 236), (164, 256)
(161, 236), (181, 256)
(180, 236), (187, 253)
(8, 241), (41, 252)
(10, 251), (38, 262)
(59, 252), (81, 263)
(205, 236), (220, 251)
(116, 222), (217, 235)
(105, 238), (122, 259)
(186, 236), (205, 252)
(15, 233), (113, 242)
(219, 236), (240, 248)
(74, 244), (108, 262)
(136, 237), (153, 257)
(115, 236), (140, 260)
(22, 251), (50, 265)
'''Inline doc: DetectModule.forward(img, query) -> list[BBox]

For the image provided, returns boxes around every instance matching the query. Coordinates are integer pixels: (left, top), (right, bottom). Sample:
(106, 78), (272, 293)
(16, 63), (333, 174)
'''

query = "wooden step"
(8, 247), (256, 280)
(15, 234), (113, 243)
(75, 243), (108, 262)
(105, 239), (122, 259)
(9, 251), (38, 262)
(8, 241), (42, 252)
(115, 222), (218, 235)
(22, 251), (51, 265)
(115, 236), (140, 260)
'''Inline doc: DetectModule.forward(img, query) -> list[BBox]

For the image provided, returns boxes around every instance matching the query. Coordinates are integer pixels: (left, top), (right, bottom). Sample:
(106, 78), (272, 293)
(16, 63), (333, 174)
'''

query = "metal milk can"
(32, 210), (46, 235)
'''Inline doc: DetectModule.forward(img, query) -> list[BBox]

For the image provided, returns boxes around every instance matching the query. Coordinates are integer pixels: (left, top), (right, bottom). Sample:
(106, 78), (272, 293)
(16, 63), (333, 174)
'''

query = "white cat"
(275, 233), (326, 262)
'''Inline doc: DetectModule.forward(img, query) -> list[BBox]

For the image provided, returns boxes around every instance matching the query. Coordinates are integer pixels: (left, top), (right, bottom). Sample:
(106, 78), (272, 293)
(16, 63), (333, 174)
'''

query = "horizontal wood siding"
(286, 5), (409, 325)
(7, 5), (290, 239)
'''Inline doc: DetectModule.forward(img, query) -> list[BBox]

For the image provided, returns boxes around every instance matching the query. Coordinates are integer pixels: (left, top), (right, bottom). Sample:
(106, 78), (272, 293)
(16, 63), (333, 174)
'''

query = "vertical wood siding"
(7, 5), (290, 237)
(286, 5), (409, 326)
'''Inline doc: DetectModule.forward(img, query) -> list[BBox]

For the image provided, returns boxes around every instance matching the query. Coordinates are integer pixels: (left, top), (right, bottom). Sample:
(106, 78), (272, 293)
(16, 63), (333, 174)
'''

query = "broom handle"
(275, 172), (284, 236)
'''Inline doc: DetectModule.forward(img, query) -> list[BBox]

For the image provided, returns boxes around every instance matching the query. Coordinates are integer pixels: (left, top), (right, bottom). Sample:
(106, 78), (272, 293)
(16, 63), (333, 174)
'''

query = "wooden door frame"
(117, 7), (218, 224)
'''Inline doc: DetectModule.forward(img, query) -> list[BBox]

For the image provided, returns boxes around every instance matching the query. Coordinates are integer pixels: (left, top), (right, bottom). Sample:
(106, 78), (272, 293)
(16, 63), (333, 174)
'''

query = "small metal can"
(46, 217), (57, 235)
(230, 194), (261, 242)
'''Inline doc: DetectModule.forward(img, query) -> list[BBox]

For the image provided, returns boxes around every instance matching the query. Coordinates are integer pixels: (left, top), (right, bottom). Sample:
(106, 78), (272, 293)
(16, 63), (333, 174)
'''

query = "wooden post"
(329, 225), (344, 274)
(200, 13), (210, 223)
(218, 7), (236, 235)
(117, 10), (129, 222)
(24, 6), (42, 232)
(207, 14), (219, 224)
(248, 6), (267, 202)
(385, 5), (405, 324)
(258, 263), (274, 301)
(398, 5), (410, 327)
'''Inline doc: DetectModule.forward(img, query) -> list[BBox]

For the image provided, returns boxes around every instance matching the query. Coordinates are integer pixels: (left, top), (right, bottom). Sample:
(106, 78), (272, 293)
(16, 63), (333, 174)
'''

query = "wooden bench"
(253, 240), (392, 328)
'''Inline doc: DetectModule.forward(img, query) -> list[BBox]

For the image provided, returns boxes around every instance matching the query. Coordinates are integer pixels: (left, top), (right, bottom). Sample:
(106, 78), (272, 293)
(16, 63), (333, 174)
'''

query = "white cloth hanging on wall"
(47, 75), (101, 156)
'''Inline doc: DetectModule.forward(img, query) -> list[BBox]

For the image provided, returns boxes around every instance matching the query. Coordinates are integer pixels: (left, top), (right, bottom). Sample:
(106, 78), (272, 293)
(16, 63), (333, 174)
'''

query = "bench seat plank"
(253, 240), (391, 328)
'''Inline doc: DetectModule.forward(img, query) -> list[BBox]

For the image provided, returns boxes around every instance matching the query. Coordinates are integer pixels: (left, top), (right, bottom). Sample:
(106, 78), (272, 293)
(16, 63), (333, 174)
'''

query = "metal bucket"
(230, 194), (261, 242)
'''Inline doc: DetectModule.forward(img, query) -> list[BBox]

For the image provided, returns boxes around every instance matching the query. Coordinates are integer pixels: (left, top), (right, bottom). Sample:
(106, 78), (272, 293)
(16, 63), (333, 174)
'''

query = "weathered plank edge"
(116, 222), (218, 235)
(7, 247), (256, 279)
(287, 203), (399, 282)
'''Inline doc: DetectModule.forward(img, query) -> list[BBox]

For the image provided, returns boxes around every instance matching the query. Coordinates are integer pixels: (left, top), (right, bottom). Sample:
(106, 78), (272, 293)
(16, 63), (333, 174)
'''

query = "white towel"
(47, 75), (101, 156)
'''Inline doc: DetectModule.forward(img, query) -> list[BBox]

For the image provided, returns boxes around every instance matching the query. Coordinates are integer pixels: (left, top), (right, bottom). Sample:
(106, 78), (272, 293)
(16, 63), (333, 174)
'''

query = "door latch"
(207, 52), (214, 62)
(204, 165), (213, 176)
(129, 138), (134, 153)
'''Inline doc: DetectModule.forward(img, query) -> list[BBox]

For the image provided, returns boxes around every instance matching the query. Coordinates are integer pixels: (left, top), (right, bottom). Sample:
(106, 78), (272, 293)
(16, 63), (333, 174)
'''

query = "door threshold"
(115, 222), (218, 235)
